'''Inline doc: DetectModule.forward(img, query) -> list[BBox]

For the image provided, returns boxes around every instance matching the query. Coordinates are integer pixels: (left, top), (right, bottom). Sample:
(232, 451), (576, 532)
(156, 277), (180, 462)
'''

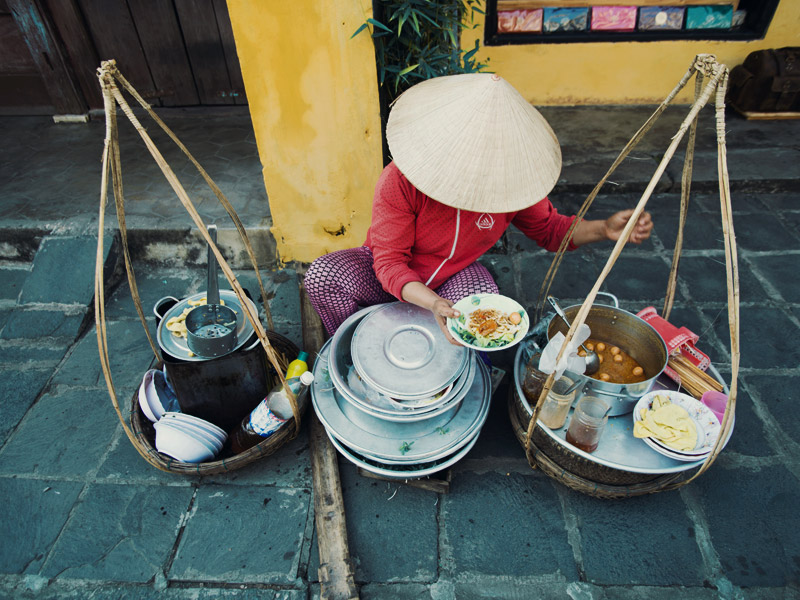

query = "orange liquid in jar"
(566, 423), (600, 453)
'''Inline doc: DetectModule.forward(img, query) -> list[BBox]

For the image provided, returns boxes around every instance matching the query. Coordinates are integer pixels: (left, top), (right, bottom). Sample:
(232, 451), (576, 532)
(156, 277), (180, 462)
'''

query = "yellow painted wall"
(226, 1), (383, 263)
(229, 0), (797, 262)
(464, 2), (800, 105)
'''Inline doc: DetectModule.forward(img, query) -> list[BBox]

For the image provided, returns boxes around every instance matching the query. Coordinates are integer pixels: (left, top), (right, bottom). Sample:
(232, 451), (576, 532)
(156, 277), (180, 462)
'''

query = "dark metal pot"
(546, 300), (667, 416)
(154, 293), (273, 433)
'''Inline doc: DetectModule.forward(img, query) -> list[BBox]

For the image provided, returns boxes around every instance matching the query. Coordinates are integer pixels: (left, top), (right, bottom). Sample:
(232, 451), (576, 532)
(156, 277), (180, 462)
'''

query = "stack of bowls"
(311, 303), (491, 479)
(154, 412), (228, 463)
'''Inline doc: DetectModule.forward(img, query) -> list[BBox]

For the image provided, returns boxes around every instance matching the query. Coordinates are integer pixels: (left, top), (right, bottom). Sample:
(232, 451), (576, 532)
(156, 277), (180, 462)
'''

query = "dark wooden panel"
(213, 0), (246, 105)
(8, 0), (86, 114)
(45, 0), (102, 109)
(126, 0), (198, 106)
(0, 73), (53, 113)
(0, 14), (39, 72)
(77, 0), (158, 103)
(174, 0), (233, 105)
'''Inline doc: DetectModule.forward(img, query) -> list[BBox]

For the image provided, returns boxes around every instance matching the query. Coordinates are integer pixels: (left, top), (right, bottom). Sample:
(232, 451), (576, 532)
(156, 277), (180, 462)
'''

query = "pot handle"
(153, 296), (179, 321)
(595, 291), (620, 308)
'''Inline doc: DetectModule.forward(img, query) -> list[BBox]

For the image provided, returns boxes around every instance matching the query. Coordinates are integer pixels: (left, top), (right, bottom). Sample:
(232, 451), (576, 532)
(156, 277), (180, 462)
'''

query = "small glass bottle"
(565, 396), (609, 453)
(230, 371), (314, 454)
(538, 375), (577, 430)
(522, 353), (547, 407)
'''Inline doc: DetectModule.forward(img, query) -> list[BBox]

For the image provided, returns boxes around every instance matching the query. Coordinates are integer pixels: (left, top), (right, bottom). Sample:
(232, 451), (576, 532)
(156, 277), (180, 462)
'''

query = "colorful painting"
(591, 6), (637, 31)
(638, 7), (685, 31)
(543, 7), (589, 33)
(685, 5), (734, 30)
(497, 9), (543, 34)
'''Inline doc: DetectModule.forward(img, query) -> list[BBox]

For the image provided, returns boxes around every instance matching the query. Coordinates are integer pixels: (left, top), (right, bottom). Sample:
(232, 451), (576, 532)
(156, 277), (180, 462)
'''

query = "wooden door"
(0, 0), (247, 115)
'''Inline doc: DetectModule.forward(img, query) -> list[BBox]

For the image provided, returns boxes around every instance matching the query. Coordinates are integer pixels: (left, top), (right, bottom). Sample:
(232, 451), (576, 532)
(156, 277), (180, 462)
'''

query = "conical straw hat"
(386, 73), (562, 213)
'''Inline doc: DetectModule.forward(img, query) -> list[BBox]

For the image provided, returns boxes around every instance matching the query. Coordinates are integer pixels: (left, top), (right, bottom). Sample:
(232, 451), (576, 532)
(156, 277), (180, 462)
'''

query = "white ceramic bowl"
(160, 412), (227, 440)
(138, 370), (159, 422)
(154, 420), (217, 463)
(158, 418), (224, 452)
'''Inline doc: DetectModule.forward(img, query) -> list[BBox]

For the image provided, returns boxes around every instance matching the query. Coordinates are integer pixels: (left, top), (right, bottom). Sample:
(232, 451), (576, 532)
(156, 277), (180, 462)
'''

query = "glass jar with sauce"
(565, 396), (609, 453)
(538, 375), (578, 430)
(522, 353), (547, 407)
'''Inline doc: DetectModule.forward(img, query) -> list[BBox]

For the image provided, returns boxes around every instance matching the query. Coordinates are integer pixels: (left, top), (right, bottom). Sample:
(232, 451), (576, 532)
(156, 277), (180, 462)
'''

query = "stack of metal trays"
(311, 303), (491, 479)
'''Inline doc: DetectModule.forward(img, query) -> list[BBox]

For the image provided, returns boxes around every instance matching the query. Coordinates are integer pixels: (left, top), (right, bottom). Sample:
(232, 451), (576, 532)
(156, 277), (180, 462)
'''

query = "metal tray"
(513, 337), (733, 475)
(327, 427), (480, 479)
(157, 290), (258, 361)
(313, 343), (490, 462)
(351, 302), (468, 400)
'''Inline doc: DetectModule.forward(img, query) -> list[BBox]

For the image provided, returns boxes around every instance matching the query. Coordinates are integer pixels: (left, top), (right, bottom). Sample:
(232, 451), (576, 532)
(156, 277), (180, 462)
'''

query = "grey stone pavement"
(0, 104), (799, 599)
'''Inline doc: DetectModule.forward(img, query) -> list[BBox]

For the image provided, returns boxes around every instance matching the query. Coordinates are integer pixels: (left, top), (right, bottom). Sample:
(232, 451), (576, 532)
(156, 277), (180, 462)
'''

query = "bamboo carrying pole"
(95, 60), (301, 472)
(525, 55), (740, 493)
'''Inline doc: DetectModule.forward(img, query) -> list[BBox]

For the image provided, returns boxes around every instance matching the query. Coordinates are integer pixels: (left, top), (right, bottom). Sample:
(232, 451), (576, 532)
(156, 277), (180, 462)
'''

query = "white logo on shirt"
(475, 213), (495, 230)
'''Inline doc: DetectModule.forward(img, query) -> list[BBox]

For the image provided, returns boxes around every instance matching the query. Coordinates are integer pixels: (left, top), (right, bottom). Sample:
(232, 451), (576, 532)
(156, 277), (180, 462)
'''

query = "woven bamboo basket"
(94, 61), (305, 474)
(521, 55), (740, 497)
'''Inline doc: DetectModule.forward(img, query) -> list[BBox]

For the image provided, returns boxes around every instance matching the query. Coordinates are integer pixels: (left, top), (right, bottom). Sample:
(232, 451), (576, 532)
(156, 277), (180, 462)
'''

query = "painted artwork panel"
(591, 6), (637, 31)
(498, 9), (543, 33)
(685, 5), (734, 30)
(543, 8), (589, 33)
(638, 7), (685, 31)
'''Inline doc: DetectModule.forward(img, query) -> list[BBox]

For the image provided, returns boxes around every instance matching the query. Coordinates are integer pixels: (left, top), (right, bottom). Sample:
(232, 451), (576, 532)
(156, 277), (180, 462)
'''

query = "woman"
(305, 74), (652, 343)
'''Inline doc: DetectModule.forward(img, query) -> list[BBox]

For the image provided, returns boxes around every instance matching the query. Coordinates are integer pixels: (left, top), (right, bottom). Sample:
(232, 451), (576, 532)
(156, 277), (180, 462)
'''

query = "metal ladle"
(547, 296), (600, 376)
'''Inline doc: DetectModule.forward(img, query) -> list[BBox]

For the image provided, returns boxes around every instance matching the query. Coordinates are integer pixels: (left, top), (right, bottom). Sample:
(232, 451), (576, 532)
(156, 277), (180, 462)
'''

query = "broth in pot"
(578, 339), (647, 384)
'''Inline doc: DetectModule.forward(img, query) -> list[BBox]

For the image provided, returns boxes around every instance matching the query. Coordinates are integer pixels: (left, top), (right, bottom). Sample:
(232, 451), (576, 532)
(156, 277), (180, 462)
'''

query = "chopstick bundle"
(668, 353), (724, 398)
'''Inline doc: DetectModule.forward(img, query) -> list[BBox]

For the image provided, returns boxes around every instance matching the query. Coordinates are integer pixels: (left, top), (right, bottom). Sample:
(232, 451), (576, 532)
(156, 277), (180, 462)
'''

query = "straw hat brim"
(386, 73), (562, 213)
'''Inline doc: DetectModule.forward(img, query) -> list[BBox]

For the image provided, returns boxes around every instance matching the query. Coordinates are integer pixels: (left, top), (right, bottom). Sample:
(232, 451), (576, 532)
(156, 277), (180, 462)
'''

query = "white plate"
(633, 389), (722, 457)
(446, 293), (529, 352)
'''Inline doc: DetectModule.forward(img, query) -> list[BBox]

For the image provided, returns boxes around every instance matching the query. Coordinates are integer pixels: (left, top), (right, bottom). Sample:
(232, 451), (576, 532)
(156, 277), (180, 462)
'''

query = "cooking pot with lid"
(544, 294), (667, 416)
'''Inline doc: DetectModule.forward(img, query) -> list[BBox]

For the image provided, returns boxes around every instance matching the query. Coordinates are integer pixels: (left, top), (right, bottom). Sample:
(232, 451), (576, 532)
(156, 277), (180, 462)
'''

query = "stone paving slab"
(0, 478), (85, 574)
(168, 485), (311, 585)
(39, 482), (196, 583)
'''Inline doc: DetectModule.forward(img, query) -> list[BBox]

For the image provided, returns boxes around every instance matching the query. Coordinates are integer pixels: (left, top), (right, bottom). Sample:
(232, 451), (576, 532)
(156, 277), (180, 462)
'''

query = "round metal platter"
(513, 337), (734, 475)
(351, 302), (468, 400)
(157, 290), (258, 361)
(327, 427), (480, 479)
(329, 306), (469, 418)
(313, 340), (490, 462)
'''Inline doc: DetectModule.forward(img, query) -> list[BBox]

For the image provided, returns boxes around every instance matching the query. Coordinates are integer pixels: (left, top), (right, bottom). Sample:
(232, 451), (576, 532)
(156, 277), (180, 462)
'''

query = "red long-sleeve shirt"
(364, 162), (577, 300)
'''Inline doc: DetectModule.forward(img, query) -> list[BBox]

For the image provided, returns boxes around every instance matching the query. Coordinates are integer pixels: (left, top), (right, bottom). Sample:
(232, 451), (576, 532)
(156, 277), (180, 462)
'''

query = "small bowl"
(154, 420), (217, 463)
(138, 370), (159, 422)
(160, 412), (227, 440)
(157, 419), (224, 452)
(701, 391), (729, 424)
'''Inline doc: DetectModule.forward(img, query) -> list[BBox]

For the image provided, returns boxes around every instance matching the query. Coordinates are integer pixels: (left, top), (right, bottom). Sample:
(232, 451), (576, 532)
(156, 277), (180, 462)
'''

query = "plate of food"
(447, 294), (529, 351)
(632, 390), (722, 459)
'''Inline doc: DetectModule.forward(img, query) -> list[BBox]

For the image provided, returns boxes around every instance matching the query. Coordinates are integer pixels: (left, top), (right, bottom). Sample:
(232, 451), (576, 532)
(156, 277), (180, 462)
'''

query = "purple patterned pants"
(304, 246), (499, 336)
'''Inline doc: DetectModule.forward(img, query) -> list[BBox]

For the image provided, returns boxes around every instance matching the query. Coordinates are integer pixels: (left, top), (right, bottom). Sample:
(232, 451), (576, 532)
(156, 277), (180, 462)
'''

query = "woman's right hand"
(430, 297), (462, 346)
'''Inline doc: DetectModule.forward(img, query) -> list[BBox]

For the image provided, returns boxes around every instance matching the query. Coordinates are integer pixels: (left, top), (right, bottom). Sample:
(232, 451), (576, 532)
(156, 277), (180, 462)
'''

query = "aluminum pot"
(545, 298), (667, 416)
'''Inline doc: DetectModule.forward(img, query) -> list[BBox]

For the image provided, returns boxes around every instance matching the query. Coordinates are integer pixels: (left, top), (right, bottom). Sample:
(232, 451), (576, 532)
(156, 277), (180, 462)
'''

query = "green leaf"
(350, 22), (369, 39)
(367, 18), (393, 33)
(399, 64), (419, 76)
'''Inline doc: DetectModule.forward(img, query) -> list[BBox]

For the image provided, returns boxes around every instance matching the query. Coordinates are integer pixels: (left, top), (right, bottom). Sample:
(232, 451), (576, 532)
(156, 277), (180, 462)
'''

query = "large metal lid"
(350, 302), (468, 400)
(157, 290), (258, 361)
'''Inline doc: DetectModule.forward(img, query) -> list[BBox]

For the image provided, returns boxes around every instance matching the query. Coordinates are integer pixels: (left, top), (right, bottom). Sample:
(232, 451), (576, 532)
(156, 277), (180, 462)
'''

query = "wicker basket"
(129, 331), (303, 475)
(521, 55), (738, 497)
(507, 384), (688, 498)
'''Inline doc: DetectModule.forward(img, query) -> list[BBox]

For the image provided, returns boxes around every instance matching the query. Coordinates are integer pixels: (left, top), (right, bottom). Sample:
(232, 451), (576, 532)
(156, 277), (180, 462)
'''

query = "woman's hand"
(430, 297), (462, 346)
(572, 209), (654, 246)
(605, 209), (653, 244)
(401, 281), (463, 346)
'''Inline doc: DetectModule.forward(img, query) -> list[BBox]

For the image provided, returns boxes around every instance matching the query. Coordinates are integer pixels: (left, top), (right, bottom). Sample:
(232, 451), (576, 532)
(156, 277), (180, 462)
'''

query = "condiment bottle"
(538, 375), (578, 430)
(565, 396), (609, 453)
(286, 351), (309, 379)
(230, 371), (314, 454)
(522, 353), (547, 407)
